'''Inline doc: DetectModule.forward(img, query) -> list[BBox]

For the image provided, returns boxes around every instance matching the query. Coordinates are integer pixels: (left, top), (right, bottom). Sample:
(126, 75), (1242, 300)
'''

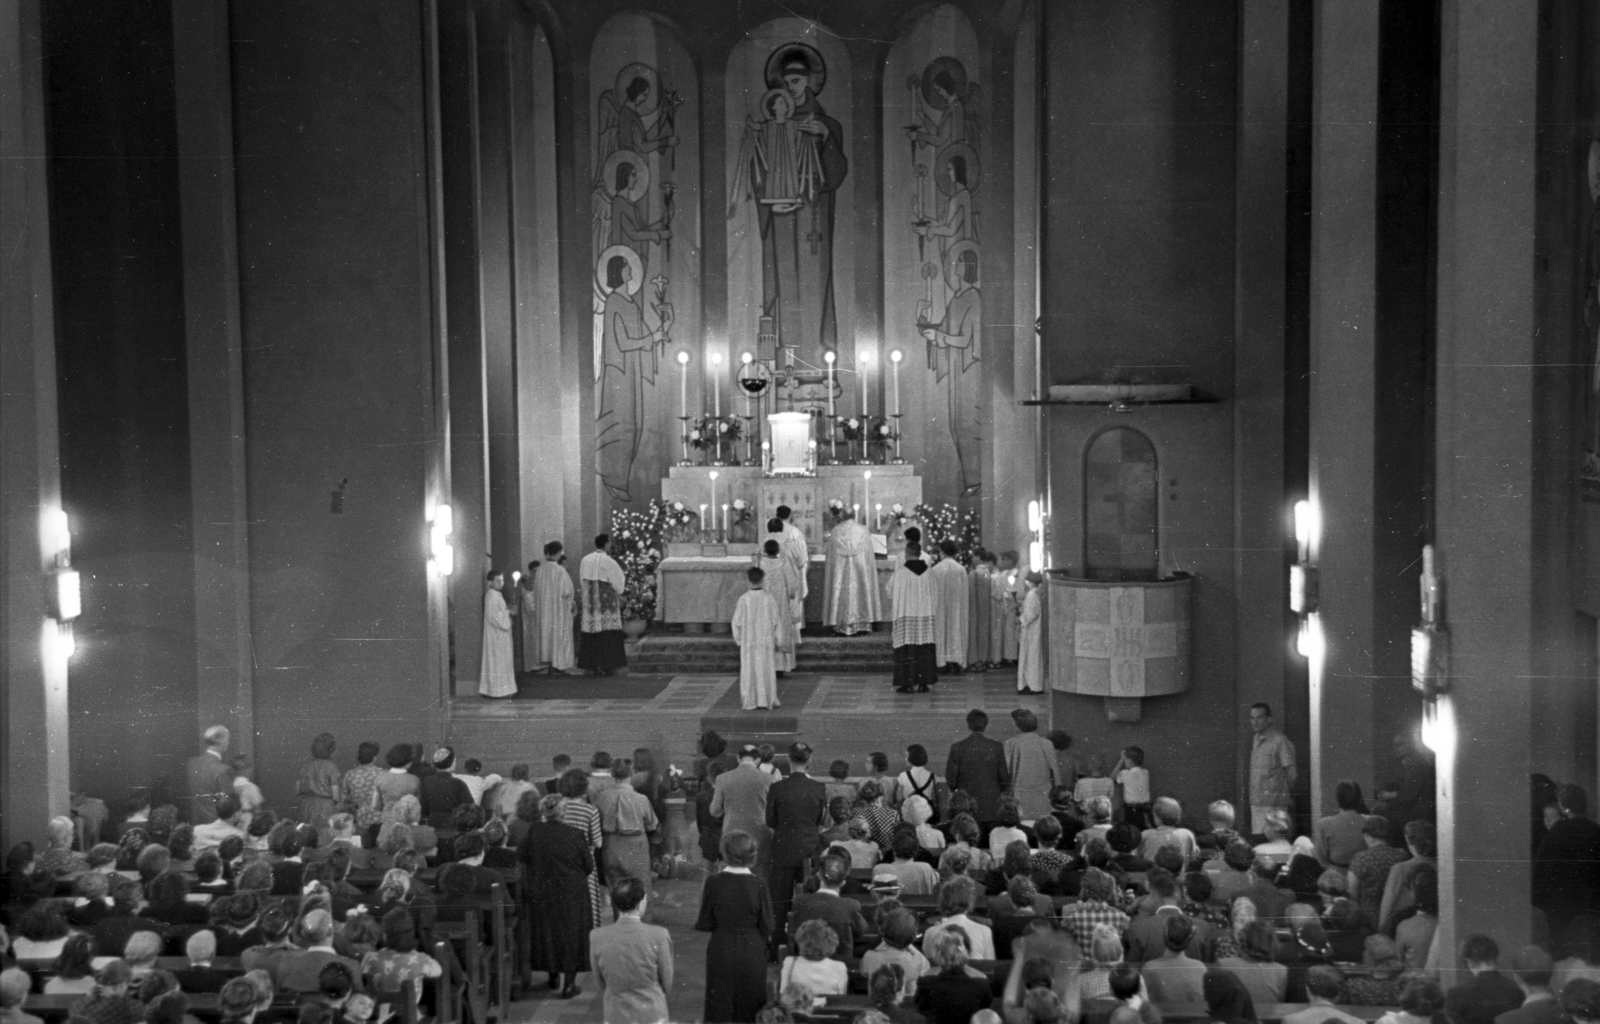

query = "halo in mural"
(934, 142), (981, 197)
(614, 62), (662, 117)
(595, 244), (644, 297)
(601, 150), (651, 203)
(919, 56), (968, 110)
(764, 42), (827, 96)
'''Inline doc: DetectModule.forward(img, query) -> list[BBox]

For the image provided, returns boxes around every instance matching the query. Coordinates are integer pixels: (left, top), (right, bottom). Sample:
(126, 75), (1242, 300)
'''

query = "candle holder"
(891, 414), (905, 464)
(743, 415), (755, 466)
(678, 416), (695, 466)
(828, 416), (839, 465)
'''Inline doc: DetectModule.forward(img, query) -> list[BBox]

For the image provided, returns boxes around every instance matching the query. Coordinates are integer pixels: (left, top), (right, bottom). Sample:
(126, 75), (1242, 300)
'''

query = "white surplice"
(531, 561), (576, 671)
(759, 554), (800, 671)
(781, 522), (810, 634)
(823, 519), (880, 634)
(479, 587), (518, 698)
(929, 556), (970, 667)
(992, 568), (1022, 662)
(731, 587), (782, 710)
(1018, 584), (1044, 693)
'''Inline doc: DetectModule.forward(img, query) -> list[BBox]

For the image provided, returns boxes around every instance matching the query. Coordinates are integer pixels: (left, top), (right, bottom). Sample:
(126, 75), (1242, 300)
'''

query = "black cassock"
(518, 819), (594, 973)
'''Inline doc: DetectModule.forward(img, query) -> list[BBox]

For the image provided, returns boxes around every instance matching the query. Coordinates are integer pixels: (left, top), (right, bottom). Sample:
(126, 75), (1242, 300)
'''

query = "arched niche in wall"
(883, 4), (985, 505)
(589, 13), (701, 507)
(1083, 425), (1159, 581)
(725, 18), (855, 392)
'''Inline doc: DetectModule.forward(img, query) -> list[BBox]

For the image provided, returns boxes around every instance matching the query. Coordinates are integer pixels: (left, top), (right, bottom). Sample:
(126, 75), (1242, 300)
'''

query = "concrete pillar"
(171, 0), (254, 758)
(1431, 0), (1539, 968)
(1233, 0), (1292, 815)
(0, 0), (71, 849)
(1306, 0), (1380, 820)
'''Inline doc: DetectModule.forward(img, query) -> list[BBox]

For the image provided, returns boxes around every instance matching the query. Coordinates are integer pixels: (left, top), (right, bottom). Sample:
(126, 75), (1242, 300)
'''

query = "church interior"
(4, 0), (1599, 1019)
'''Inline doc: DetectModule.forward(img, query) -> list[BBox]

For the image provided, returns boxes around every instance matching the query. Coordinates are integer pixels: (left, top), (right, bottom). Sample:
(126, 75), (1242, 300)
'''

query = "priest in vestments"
(1017, 572), (1045, 694)
(479, 570), (517, 698)
(992, 552), (1022, 665)
(823, 509), (880, 636)
(531, 542), (576, 674)
(929, 539), (969, 674)
(759, 539), (800, 673)
(889, 543), (938, 693)
(771, 514), (809, 638)
(517, 565), (539, 671)
(968, 551), (996, 669)
(577, 533), (628, 676)
(731, 566), (782, 710)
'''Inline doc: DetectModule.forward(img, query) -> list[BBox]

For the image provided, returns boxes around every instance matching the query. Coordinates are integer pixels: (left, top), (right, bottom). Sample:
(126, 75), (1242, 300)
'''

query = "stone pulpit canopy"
(1048, 425), (1193, 721)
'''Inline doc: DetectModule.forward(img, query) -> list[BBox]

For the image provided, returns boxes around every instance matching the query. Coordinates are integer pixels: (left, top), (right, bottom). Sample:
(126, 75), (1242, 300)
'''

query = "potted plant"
(610, 500), (675, 636)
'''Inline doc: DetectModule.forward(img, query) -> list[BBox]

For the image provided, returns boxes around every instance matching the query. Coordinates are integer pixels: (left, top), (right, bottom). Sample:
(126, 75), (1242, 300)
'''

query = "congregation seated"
(1079, 923), (1151, 1003)
(73, 959), (145, 1024)
(1215, 919), (1287, 1006)
(212, 894), (264, 957)
(1342, 933), (1406, 1005)
(92, 878), (154, 959)
(11, 901), (70, 961)
(173, 930), (232, 993)
(359, 908), (439, 1001)
(41, 934), (98, 995)
(920, 876), (994, 961)
(272, 910), (360, 994)
(864, 963), (925, 1024)
(780, 920), (849, 1003)
(1139, 913), (1206, 1007)
(912, 929), (991, 1024)
(788, 855), (869, 960)
(143, 871), (208, 932)
(0, 967), (39, 1024)
(238, 903), (296, 976)
(875, 832), (939, 896)
(859, 906), (930, 1000)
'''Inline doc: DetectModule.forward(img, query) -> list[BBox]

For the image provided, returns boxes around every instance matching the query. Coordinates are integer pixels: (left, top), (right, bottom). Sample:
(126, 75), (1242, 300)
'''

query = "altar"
(655, 553), (897, 627)
(660, 464), (923, 548)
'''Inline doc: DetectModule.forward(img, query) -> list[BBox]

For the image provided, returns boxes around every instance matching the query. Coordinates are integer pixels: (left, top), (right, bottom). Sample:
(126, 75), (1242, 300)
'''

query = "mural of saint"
(731, 44), (848, 368)
(919, 243), (982, 496)
(593, 62), (679, 502)
(596, 248), (673, 503)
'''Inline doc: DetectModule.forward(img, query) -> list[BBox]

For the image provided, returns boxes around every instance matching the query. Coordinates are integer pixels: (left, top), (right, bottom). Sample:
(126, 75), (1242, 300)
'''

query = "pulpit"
(1047, 572), (1193, 722)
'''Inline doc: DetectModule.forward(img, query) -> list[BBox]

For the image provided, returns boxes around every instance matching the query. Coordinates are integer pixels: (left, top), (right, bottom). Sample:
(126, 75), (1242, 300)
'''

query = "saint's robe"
(1018, 584), (1044, 694)
(822, 519), (880, 635)
(479, 587), (517, 699)
(731, 587), (782, 710)
(759, 554), (801, 672)
(929, 556), (969, 668)
(967, 563), (994, 666)
(530, 561), (576, 672)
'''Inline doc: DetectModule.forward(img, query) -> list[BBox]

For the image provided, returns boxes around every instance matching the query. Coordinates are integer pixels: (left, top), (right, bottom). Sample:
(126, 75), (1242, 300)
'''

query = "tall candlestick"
(722, 504), (730, 536)
(709, 471), (718, 527)
(875, 503), (882, 531)
(711, 352), (722, 419)
(677, 350), (689, 419)
(860, 351), (871, 417)
(699, 503), (708, 532)
(824, 351), (837, 463)
(825, 351), (836, 420)
(891, 350), (902, 416)
(863, 471), (871, 529)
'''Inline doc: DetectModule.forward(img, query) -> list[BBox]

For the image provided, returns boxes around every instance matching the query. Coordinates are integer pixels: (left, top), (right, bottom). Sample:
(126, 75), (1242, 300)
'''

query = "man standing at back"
(946, 709), (1010, 839)
(766, 742), (829, 943)
(590, 878), (674, 1024)
(1534, 783), (1600, 952)
(1247, 702), (1296, 837)
(710, 744), (775, 871)
(185, 726), (233, 824)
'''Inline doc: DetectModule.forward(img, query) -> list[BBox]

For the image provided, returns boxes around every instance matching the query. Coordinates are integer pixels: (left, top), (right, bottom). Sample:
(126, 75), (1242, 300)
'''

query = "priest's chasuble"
(968, 564), (994, 665)
(731, 587), (782, 710)
(781, 523), (810, 631)
(929, 557), (970, 666)
(759, 554), (800, 671)
(1018, 584), (1044, 694)
(479, 587), (517, 698)
(823, 519), (880, 635)
(531, 561), (576, 671)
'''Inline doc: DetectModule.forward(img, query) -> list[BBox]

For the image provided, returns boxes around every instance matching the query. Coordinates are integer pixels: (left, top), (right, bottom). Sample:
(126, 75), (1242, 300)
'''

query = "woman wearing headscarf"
(519, 792), (593, 999)
(1202, 967), (1258, 1023)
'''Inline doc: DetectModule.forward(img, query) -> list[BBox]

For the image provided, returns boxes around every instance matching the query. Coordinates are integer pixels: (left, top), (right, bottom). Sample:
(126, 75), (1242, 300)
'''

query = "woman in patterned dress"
(341, 741), (384, 848)
(557, 768), (606, 927)
(296, 732), (343, 828)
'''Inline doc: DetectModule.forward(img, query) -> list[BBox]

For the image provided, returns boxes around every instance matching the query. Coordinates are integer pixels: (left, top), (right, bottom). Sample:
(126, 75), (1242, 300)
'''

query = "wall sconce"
(1411, 543), (1449, 699)
(1027, 500), (1045, 573)
(43, 507), (79, 658)
(428, 504), (454, 577)
(1289, 499), (1319, 615)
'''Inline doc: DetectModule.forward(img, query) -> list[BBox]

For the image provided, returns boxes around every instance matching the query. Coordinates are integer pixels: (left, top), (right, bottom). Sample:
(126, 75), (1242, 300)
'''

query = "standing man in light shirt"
(710, 744), (776, 872)
(1247, 702), (1296, 837)
(590, 877), (674, 1024)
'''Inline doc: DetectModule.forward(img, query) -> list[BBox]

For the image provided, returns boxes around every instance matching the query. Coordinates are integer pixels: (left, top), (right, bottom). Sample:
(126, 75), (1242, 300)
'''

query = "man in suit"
(788, 853), (869, 961)
(1280, 965), (1366, 1024)
(420, 746), (474, 827)
(1444, 934), (1525, 1024)
(709, 744), (775, 871)
(184, 725), (234, 824)
(946, 709), (1011, 837)
(590, 877), (674, 1024)
(1124, 868), (1215, 963)
(1495, 945), (1562, 1024)
(1534, 784), (1600, 949)
(766, 742), (829, 943)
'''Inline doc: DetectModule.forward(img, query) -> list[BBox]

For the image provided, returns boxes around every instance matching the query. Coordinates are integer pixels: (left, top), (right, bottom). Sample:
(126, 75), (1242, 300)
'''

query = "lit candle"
(699, 503), (707, 530)
(853, 503), (860, 520)
(860, 349), (871, 417)
(722, 503), (730, 535)
(709, 470), (718, 524)
(890, 349), (902, 417)
(824, 351), (836, 420)
(711, 352), (722, 419)
(677, 350), (689, 419)
(762, 440), (771, 474)
(875, 503), (882, 531)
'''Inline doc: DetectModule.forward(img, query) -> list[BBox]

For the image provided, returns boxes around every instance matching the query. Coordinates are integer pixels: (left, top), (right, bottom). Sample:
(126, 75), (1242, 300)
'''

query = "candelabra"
(678, 416), (694, 466)
(892, 413), (905, 464)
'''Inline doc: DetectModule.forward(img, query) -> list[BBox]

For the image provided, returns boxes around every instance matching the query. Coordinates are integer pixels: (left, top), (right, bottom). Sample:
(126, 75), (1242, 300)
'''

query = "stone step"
(629, 632), (895, 673)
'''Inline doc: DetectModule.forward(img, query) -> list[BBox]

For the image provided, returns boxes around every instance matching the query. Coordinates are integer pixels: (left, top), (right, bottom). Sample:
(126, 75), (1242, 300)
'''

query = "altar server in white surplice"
(889, 543), (938, 693)
(479, 570), (518, 698)
(823, 509), (880, 636)
(759, 539), (800, 673)
(1017, 571), (1045, 693)
(531, 541), (576, 673)
(929, 538), (969, 673)
(732, 566), (782, 710)
(776, 506), (810, 632)
(993, 551), (1023, 664)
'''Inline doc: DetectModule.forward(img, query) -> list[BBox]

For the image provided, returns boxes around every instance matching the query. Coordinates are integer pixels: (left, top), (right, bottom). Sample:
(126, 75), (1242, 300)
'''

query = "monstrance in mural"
(906, 57), (982, 495)
(594, 63), (680, 502)
(730, 43), (849, 371)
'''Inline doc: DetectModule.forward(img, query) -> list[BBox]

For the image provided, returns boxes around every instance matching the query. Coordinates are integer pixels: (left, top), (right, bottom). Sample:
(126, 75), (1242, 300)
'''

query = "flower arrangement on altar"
(609, 499), (678, 621)
(914, 502), (983, 567)
(826, 498), (848, 524)
(663, 500), (699, 542)
(730, 498), (751, 525)
(887, 503), (908, 526)
(689, 414), (743, 450)
(838, 416), (865, 442)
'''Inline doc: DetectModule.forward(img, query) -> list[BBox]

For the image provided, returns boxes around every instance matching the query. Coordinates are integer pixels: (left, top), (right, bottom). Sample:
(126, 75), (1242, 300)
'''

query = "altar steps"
(627, 630), (895, 674)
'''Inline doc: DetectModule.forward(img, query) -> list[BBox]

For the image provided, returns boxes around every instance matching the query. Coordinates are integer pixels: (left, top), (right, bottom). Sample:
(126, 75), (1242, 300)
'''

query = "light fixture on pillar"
(428, 504), (454, 577)
(1289, 499), (1319, 616)
(43, 507), (79, 659)
(1027, 500), (1045, 573)
(1411, 543), (1449, 700)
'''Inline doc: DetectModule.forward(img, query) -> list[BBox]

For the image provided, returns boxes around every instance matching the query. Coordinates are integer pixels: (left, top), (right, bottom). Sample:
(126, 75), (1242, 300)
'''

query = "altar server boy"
(732, 566), (782, 711)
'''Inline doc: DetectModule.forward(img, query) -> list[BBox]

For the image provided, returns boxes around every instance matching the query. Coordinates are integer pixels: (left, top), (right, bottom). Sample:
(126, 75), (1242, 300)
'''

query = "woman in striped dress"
(556, 767), (606, 927)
